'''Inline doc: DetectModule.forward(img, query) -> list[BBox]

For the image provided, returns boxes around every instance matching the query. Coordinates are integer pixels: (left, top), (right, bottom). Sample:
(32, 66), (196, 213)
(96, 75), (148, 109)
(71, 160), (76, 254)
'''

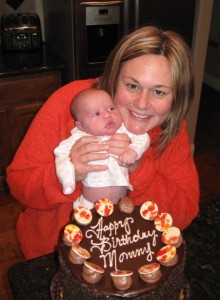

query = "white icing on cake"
(85, 215), (159, 270)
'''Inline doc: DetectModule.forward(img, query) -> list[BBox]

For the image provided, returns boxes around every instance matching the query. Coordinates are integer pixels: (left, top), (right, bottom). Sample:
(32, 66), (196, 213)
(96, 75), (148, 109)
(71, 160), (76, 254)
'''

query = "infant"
(54, 88), (150, 209)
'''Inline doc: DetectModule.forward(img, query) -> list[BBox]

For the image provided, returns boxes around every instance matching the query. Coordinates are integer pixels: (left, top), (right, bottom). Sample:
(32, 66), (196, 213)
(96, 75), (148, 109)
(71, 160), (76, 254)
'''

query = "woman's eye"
(127, 83), (139, 90)
(152, 90), (165, 97)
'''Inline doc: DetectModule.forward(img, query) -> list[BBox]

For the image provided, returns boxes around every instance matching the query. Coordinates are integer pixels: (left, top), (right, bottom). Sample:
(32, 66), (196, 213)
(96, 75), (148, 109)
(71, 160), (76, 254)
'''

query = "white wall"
(0, 0), (35, 15)
(186, 0), (214, 153)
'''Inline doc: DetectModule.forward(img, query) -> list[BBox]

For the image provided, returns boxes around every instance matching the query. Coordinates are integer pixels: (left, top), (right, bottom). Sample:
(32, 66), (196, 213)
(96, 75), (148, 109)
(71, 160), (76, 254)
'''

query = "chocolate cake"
(51, 198), (186, 300)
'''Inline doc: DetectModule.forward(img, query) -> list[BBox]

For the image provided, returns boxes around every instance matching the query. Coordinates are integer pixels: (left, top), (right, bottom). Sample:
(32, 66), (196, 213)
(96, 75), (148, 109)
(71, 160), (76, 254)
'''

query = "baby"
(54, 88), (150, 209)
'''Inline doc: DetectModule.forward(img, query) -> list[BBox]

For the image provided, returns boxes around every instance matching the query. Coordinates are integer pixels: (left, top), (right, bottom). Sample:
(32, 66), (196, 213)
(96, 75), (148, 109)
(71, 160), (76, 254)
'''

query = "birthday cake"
(51, 198), (186, 299)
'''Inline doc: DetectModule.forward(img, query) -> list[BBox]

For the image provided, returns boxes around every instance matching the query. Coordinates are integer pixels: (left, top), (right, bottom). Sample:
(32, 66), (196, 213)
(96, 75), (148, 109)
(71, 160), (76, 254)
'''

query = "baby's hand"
(118, 148), (137, 166)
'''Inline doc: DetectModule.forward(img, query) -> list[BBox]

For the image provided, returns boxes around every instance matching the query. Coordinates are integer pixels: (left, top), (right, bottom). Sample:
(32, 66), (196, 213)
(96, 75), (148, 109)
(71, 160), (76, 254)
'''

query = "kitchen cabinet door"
(0, 70), (62, 190)
(0, 110), (13, 178)
(8, 102), (43, 152)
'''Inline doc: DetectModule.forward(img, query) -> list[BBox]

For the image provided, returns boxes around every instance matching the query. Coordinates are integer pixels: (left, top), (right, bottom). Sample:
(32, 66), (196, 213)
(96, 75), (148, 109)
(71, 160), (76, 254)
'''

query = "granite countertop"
(0, 43), (66, 78)
(8, 199), (220, 300)
(8, 252), (59, 300)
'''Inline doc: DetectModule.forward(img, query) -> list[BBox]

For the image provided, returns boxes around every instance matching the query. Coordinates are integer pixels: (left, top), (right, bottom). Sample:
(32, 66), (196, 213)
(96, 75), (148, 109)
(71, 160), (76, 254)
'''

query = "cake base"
(50, 248), (188, 300)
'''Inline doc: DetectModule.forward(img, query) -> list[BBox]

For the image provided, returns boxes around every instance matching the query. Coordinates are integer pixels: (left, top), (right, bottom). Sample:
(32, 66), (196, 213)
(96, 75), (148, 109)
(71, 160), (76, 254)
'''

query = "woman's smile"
(130, 110), (151, 120)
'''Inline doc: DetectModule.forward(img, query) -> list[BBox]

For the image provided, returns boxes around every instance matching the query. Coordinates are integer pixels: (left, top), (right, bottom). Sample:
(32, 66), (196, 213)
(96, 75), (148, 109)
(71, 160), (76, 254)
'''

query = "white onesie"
(54, 123), (150, 207)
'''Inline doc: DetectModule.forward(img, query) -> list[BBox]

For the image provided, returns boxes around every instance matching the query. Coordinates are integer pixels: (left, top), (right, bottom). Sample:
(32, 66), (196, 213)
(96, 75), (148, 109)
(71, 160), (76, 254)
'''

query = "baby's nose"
(104, 112), (111, 118)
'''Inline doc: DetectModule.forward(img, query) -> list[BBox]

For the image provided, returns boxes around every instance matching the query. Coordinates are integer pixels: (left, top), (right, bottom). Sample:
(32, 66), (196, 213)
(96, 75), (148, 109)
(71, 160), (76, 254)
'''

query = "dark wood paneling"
(0, 70), (62, 190)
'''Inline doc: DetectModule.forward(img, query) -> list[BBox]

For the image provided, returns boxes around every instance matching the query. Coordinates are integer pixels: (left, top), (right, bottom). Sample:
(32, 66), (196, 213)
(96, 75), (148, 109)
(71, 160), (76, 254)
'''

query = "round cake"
(50, 198), (187, 300)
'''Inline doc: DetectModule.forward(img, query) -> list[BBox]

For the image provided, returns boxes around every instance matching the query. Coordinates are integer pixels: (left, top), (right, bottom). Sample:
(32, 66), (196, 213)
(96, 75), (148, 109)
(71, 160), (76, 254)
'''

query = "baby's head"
(71, 88), (122, 136)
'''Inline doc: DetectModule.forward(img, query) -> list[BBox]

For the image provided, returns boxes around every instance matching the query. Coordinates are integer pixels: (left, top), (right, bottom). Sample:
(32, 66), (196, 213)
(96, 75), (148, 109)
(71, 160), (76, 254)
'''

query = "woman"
(7, 26), (199, 259)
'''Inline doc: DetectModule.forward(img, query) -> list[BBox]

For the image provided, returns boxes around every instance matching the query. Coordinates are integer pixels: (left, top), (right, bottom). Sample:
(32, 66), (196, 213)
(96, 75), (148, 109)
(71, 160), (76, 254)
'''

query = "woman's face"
(114, 54), (173, 134)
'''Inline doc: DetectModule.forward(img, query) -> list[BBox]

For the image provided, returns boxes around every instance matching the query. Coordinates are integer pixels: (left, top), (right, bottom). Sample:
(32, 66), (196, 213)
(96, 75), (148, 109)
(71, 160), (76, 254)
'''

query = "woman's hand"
(107, 133), (131, 156)
(107, 133), (141, 172)
(70, 136), (110, 182)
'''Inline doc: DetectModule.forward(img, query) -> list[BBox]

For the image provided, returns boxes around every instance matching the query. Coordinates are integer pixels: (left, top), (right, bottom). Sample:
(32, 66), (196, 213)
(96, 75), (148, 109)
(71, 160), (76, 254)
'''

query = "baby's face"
(77, 91), (123, 136)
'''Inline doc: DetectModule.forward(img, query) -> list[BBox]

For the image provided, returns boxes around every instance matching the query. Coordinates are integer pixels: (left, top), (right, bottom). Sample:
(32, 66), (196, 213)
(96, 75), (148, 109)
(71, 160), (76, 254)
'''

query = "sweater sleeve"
(129, 121), (199, 230)
(7, 79), (94, 210)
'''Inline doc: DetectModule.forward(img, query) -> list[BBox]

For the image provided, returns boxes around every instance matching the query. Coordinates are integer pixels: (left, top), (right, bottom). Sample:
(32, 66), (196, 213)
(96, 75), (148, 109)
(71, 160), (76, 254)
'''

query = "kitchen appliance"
(44, 0), (124, 81)
(74, 1), (124, 79)
(43, 0), (197, 82)
(1, 13), (42, 51)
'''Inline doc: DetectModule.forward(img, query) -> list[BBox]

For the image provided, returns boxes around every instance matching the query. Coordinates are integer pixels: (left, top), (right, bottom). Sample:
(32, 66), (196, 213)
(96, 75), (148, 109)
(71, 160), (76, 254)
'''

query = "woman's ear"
(75, 121), (84, 131)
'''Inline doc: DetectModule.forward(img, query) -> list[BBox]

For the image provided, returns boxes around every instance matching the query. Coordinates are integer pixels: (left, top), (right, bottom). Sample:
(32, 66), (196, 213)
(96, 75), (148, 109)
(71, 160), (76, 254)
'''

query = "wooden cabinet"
(8, 102), (43, 153)
(0, 70), (62, 189)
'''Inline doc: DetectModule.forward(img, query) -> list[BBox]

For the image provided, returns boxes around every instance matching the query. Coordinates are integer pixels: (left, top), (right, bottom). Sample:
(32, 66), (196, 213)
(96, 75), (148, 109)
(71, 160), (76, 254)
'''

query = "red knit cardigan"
(7, 79), (199, 259)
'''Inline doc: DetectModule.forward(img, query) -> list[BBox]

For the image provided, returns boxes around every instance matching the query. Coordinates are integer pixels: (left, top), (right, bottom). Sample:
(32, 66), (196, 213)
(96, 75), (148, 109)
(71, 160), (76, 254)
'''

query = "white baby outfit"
(54, 123), (150, 208)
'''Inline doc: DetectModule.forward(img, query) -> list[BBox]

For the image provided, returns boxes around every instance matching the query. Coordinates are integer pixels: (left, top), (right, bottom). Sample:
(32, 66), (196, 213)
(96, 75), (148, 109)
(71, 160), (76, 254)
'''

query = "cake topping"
(138, 263), (162, 284)
(138, 263), (160, 274)
(154, 212), (173, 231)
(140, 201), (159, 220)
(63, 224), (83, 245)
(69, 244), (91, 265)
(156, 245), (177, 266)
(82, 261), (104, 284)
(161, 226), (182, 246)
(71, 244), (91, 259)
(74, 207), (92, 225)
(118, 196), (135, 214)
(84, 261), (104, 274)
(110, 270), (133, 291)
(110, 270), (133, 277)
(95, 198), (114, 217)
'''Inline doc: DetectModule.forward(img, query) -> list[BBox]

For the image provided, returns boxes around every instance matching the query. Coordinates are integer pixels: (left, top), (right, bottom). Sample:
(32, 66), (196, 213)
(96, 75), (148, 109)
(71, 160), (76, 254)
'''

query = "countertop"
(0, 43), (66, 78)
(8, 252), (59, 300)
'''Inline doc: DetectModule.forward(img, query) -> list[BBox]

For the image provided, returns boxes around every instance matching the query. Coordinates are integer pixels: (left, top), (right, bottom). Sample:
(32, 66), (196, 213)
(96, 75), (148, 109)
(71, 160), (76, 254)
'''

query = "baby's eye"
(109, 106), (115, 112)
(92, 112), (100, 117)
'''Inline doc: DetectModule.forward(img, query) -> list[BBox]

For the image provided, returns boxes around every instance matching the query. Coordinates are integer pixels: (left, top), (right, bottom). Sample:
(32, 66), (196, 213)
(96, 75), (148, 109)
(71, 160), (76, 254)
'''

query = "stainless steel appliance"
(1, 13), (42, 51)
(86, 5), (122, 62)
(74, 1), (124, 79)
(43, 0), (196, 83)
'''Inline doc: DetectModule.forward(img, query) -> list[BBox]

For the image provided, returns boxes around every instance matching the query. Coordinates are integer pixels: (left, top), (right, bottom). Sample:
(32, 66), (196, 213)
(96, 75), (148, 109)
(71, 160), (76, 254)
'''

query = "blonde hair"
(99, 26), (194, 151)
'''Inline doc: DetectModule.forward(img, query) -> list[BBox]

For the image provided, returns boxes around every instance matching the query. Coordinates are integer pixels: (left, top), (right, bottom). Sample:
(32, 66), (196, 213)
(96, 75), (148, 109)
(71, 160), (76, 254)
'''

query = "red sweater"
(7, 79), (199, 259)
